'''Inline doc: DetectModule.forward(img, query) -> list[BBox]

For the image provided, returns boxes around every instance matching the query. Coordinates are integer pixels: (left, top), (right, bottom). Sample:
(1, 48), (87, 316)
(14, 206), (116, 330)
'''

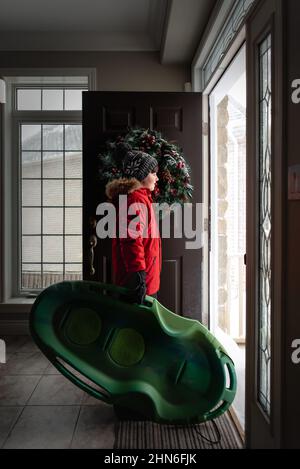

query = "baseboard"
(0, 320), (30, 335)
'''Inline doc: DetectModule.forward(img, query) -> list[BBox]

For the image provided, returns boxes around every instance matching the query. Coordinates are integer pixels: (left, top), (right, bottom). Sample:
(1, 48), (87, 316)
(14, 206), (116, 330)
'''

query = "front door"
(82, 92), (202, 319)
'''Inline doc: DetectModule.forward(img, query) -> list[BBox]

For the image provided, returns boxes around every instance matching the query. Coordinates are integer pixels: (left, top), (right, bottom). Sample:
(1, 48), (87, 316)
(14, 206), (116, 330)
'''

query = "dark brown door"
(82, 92), (202, 320)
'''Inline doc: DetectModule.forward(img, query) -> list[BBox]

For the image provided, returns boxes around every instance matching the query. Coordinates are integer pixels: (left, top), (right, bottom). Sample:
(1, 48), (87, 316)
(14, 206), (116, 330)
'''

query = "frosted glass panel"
(65, 152), (82, 178)
(65, 263), (82, 273)
(17, 89), (41, 110)
(22, 125), (41, 151)
(65, 236), (82, 262)
(43, 180), (63, 206)
(65, 89), (84, 110)
(65, 125), (82, 151)
(65, 179), (82, 206)
(42, 89), (63, 110)
(43, 125), (63, 151)
(22, 264), (41, 272)
(43, 152), (63, 178)
(22, 180), (41, 206)
(22, 208), (41, 234)
(43, 208), (63, 234)
(22, 152), (41, 178)
(22, 236), (41, 263)
(65, 208), (82, 234)
(43, 236), (63, 262)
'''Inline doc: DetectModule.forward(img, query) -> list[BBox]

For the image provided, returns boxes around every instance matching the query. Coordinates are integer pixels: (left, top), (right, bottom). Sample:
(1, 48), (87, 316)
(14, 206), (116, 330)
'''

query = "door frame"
(201, 28), (247, 330)
(201, 33), (247, 439)
(245, 0), (284, 448)
(201, 0), (284, 448)
(207, 42), (247, 340)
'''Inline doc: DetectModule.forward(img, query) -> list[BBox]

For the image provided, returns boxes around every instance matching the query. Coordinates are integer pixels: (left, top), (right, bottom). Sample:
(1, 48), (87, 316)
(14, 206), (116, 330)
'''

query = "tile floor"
(0, 335), (117, 449)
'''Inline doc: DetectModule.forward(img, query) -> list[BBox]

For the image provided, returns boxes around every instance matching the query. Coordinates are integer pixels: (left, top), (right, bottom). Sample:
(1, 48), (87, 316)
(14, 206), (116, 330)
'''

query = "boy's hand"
(125, 271), (147, 304)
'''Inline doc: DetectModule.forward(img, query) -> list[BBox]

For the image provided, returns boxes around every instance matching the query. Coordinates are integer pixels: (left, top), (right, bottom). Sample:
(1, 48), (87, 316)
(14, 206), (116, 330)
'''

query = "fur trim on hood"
(105, 177), (142, 200)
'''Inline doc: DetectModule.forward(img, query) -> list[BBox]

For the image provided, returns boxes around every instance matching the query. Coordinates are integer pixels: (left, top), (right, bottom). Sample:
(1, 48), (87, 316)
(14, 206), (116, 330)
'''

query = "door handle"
(88, 235), (97, 276)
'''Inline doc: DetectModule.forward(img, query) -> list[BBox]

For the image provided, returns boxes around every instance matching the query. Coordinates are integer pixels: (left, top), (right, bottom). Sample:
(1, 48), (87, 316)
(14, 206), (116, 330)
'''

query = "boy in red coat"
(105, 145), (161, 304)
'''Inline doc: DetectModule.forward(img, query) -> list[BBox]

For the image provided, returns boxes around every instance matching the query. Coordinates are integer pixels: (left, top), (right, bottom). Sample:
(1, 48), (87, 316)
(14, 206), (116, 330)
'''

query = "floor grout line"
(69, 405), (82, 449)
(1, 406), (26, 449)
(23, 373), (45, 406)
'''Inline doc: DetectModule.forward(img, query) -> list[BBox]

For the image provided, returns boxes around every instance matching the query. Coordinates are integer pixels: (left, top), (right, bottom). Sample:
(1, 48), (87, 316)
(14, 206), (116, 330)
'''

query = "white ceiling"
(0, 0), (218, 63)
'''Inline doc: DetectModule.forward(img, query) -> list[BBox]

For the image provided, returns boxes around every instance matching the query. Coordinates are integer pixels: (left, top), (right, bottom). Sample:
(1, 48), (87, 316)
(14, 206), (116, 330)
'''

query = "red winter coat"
(105, 178), (162, 295)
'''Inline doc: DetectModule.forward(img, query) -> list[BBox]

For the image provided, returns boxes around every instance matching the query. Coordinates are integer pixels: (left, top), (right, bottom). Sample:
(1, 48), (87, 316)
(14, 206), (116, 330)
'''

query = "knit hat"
(122, 150), (158, 181)
(114, 142), (158, 181)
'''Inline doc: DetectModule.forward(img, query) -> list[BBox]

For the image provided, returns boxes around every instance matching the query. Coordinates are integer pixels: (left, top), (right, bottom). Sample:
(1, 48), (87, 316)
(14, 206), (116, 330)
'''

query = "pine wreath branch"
(98, 127), (193, 206)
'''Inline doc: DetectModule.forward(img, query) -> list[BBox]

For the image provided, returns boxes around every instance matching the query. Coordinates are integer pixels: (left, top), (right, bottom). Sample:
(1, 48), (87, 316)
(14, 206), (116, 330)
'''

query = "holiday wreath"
(98, 128), (193, 205)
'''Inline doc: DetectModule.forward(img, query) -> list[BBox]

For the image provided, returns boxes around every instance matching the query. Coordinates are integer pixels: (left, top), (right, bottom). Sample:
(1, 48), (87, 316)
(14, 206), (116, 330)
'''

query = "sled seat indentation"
(109, 328), (145, 366)
(65, 307), (102, 346)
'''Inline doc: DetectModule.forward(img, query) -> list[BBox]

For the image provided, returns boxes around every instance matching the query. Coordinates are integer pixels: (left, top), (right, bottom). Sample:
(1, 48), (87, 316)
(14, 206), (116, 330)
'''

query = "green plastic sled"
(29, 280), (237, 423)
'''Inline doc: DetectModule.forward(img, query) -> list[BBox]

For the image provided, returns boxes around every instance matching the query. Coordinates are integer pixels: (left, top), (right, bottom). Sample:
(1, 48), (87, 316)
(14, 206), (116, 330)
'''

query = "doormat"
(114, 413), (243, 449)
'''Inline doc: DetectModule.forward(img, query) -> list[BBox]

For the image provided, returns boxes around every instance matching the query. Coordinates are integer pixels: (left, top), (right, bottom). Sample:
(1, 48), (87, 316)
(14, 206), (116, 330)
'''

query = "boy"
(105, 147), (161, 304)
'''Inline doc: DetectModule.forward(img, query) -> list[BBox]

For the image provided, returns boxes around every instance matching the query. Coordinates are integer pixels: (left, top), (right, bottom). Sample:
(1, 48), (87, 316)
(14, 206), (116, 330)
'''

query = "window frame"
(0, 68), (96, 304)
(15, 116), (83, 297)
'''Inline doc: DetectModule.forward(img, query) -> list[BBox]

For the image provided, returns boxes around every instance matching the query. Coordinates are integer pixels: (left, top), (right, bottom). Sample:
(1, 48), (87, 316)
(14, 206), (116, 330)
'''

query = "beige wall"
(0, 51), (190, 91)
